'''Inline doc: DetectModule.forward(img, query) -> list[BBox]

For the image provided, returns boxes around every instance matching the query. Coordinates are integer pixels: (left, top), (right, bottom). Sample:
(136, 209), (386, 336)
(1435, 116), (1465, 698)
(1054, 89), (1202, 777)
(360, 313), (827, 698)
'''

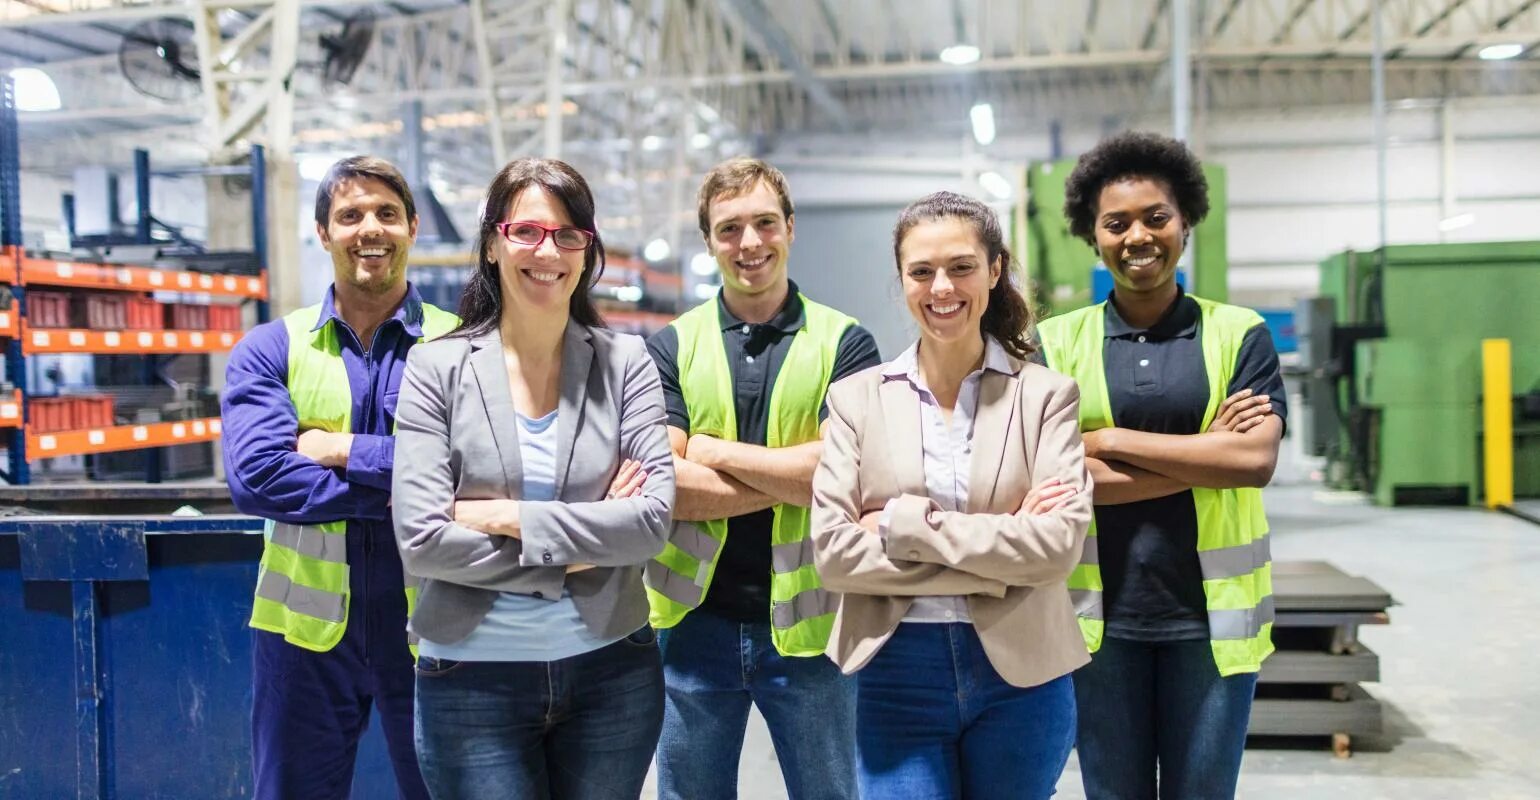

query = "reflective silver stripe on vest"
(1198, 534), (1270, 580)
(1070, 589), (1103, 619)
(668, 522), (721, 564)
(770, 588), (836, 630)
(1078, 535), (1099, 566)
(255, 570), (347, 624)
(1207, 594), (1276, 640)
(269, 522), (347, 564)
(770, 538), (815, 575)
(646, 560), (706, 607)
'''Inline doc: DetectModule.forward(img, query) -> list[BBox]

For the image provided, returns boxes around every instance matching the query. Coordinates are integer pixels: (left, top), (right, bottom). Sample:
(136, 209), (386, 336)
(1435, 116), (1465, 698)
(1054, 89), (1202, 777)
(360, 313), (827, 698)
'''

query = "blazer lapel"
(553, 320), (593, 498)
(968, 366), (1020, 512)
(468, 331), (523, 498)
(877, 376), (926, 497)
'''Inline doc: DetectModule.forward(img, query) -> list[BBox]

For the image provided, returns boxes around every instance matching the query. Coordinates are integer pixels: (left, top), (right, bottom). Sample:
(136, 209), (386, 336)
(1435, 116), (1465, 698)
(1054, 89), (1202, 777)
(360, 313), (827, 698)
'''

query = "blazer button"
(907, 550), (921, 560)
(542, 552), (553, 564)
(532, 591), (544, 599)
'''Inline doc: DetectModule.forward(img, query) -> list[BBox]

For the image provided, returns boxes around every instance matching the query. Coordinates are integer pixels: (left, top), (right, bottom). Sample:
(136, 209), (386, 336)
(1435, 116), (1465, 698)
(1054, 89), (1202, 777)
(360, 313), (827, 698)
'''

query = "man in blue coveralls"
(221, 156), (457, 800)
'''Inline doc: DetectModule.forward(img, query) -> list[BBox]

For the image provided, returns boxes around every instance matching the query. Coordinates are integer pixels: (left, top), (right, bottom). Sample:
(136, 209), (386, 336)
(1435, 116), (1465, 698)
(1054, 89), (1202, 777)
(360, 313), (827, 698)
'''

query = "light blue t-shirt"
(418, 409), (623, 662)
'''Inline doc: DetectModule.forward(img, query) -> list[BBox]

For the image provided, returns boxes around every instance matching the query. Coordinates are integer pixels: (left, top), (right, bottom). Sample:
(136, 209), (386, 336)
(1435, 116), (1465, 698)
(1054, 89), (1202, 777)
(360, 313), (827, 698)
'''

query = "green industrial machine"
(1020, 159), (1229, 316)
(1298, 242), (1540, 505)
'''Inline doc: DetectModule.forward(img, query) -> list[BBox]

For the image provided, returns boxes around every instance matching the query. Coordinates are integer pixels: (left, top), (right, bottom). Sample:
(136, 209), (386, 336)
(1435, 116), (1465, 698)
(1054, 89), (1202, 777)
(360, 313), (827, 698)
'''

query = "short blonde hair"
(696, 158), (794, 239)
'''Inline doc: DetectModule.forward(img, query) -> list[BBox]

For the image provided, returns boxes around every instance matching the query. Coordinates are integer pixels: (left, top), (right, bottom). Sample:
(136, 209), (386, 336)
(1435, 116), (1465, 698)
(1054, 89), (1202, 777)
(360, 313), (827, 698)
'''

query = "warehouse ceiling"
(3, 0), (1538, 247)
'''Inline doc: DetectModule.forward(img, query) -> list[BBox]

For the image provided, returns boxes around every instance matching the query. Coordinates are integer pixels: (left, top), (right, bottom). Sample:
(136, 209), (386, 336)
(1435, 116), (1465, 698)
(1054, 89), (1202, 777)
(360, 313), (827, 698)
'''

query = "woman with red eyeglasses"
(391, 157), (676, 799)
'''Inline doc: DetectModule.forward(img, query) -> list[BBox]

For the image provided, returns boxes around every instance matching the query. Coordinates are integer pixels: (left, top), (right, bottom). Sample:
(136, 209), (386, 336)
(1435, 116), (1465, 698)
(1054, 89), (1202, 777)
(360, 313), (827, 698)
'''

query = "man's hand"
(1081, 428), (1116, 460)
(1208, 389), (1274, 434)
(297, 429), (351, 468)
(685, 433), (724, 470)
(1019, 477), (1079, 515)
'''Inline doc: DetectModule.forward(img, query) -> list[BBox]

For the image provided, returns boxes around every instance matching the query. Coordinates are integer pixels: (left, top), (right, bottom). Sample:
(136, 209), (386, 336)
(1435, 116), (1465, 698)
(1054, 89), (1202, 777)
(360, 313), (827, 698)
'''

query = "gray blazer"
(391, 321), (675, 645)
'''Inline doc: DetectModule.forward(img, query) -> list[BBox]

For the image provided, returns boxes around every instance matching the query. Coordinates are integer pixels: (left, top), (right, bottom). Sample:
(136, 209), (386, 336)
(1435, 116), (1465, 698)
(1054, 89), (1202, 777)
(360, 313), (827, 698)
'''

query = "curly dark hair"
(1063, 131), (1209, 245)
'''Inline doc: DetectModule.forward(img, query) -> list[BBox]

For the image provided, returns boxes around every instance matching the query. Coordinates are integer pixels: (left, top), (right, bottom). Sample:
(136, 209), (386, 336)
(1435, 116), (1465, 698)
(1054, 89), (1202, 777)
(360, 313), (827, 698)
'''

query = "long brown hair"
(891, 191), (1036, 359)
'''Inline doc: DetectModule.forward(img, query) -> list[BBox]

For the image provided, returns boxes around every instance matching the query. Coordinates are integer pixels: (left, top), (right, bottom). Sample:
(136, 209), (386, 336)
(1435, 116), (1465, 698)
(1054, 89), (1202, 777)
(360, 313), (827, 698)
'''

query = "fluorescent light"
(10, 68), (60, 112)
(978, 171), (1012, 200)
(940, 44), (980, 66)
(694, 283), (719, 300)
(643, 238), (672, 262)
(298, 155), (336, 182)
(613, 285), (644, 303)
(970, 103), (995, 146)
(641, 135), (664, 151)
(1478, 43), (1524, 60)
(690, 132), (713, 150)
(690, 252), (718, 276)
(1438, 213), (1475, 232)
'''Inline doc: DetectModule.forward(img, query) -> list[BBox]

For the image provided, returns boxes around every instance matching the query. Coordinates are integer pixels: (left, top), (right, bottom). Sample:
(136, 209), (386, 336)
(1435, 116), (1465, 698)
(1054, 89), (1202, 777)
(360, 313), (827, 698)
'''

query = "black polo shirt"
(645, 281), (881, 623)
(1039, 289), (1286, 641)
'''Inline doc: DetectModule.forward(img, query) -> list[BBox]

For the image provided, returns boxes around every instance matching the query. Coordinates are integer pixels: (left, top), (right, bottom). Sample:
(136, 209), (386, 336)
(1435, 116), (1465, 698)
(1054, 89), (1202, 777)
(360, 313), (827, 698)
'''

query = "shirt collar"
(882, 336), (1015, 381)
(312, 282), (427, 338)
(1103, 285), (1199, 340)
(715, 279), (806, 334)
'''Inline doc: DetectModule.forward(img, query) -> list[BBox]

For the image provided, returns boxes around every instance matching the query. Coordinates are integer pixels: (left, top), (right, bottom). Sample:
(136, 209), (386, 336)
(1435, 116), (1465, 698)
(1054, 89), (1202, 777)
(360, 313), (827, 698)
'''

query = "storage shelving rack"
(0, 77), (270, 484)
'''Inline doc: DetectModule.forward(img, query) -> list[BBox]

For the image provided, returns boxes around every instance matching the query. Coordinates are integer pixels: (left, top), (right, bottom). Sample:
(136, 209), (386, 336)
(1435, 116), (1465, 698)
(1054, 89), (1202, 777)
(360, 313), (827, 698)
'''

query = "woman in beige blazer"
(810, 191), (1094, 800)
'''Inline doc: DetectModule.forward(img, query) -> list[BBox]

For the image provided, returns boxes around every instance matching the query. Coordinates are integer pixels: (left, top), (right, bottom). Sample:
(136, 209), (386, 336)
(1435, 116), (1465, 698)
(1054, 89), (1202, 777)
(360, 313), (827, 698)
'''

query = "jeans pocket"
(415, 655), (466, 677)
(623, 625), (658, 648)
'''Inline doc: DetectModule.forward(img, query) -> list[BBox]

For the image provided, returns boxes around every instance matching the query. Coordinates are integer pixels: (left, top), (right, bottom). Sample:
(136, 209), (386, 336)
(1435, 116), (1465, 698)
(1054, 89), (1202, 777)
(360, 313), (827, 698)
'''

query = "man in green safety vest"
(645, 158), (880, 800)
(221, 156), (456, 800)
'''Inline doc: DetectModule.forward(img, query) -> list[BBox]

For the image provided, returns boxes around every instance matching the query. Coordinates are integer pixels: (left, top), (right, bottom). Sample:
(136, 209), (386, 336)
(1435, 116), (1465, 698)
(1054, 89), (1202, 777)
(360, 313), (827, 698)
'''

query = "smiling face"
(317, 176), (417, 295)
(1093, 176), (1187, 297)
(704, 179), (793, 300)
(898, 217), (1001, 348)
(489, 185), (588, 319)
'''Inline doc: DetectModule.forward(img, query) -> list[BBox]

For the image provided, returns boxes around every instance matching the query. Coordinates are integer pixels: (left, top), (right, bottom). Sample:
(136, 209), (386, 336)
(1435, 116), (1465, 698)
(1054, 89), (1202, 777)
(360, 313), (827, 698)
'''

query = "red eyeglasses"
(495, 221), (595, 251)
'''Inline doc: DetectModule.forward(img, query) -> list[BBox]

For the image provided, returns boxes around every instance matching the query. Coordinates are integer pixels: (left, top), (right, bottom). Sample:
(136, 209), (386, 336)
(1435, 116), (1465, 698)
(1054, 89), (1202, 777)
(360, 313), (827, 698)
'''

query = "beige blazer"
(810, 351), (1093, 688)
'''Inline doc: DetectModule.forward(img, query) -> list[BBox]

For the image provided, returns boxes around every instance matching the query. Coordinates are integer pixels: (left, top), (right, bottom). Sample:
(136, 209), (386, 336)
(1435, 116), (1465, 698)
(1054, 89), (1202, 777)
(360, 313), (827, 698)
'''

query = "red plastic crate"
(127, 297), (163, 330)
(30, 398), (69, 433)
(77, 396), (114, 428)
(83, 294), (128, 330)
(166, 303), (210, 330)
(27, 291), (71, 329)
(207, 304), (242, 331)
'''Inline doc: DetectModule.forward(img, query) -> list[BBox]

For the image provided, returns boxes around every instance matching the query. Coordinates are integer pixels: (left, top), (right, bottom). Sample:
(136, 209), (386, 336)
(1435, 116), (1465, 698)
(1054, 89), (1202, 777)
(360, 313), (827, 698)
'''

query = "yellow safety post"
(1482, 339), (1514, 509)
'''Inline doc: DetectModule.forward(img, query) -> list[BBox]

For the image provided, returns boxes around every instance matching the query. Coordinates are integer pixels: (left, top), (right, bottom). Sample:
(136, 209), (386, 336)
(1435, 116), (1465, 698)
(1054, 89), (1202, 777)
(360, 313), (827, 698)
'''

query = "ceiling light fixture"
(10, 68), (60, 112)
(940, 44), (981, 65)
(1478, 43), (1524, 60)
(970, 102), (996, 146)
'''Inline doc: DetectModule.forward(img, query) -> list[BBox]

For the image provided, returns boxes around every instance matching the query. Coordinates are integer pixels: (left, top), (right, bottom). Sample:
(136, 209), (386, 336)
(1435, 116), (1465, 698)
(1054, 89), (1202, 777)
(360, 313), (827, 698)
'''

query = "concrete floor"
(644, 461), (1540, 799)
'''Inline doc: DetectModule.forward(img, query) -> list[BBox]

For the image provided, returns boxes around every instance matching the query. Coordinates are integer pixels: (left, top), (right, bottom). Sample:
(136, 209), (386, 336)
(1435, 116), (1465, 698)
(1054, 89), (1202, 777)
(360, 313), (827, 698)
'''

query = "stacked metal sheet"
(1250, 560), (1394, 757)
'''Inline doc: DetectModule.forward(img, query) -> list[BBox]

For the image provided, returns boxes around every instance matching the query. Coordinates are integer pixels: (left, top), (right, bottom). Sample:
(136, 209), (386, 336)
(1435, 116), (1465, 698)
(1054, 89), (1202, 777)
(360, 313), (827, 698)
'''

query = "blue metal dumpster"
(0, 516), (401, 799)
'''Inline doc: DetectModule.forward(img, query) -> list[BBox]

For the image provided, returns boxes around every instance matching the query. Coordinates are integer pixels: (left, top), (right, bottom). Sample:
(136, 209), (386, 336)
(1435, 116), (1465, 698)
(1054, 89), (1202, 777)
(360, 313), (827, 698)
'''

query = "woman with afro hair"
(1034, 131), (1286, 800)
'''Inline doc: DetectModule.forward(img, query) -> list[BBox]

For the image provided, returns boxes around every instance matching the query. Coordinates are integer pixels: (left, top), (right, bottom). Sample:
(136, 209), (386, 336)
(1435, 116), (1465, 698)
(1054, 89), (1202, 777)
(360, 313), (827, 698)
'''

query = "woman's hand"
(859, 509), (883, 533)
(1019, 477), (1078, 516)
(1208, 389), (1273, 434)
(606, 459), (648, 500)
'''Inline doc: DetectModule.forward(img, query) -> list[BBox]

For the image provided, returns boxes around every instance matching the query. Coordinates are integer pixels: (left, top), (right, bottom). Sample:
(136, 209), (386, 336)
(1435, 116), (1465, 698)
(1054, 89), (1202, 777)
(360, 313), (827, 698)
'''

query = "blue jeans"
(1073, 636), (1258, 800)
(856, 623), (1076, 800)
(655, 609), (857, 800)
(413, 627), (663, 800)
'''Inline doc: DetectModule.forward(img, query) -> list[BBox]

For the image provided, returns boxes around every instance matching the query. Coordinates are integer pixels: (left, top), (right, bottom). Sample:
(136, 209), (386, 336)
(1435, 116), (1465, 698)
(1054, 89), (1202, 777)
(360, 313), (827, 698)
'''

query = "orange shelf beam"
(26, 417), (222, 461)
(0, 309), (15, 338)
(21, 326), (242, 355)
(0, 390), (21, 429)
(19, 256), (267, 299)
